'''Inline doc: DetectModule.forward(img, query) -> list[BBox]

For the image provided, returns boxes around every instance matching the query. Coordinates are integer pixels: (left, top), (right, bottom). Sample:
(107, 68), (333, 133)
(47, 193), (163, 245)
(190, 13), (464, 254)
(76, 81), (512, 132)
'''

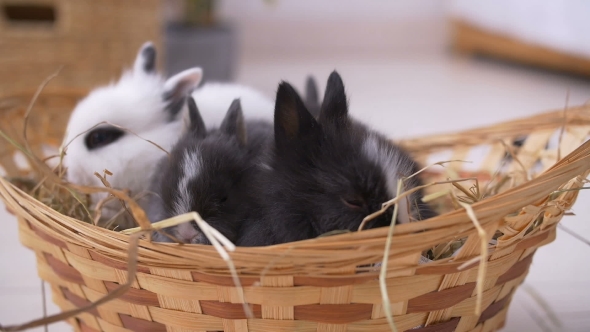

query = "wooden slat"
(200, 300), (262, 319)
(104, 281), (160, 307)
(453, 20), (590, 77)
(294, 304), (373, 324)
(406, 318), (460, 332)
(119, 314), (166, 332)
(45, 253), (85, 286)
(514, 231), (550, 251)
(407, 283), (476, 313)
(294, 274), (378, 287)
(78, 319), (100, 332)
(27, 220), (68, 249)
(477, 294), (512, 324)
(191, 271), (259, 287)
(89, 251), (151, 274)
(495, 254), (534, 286)
(61, 287), (99, 316)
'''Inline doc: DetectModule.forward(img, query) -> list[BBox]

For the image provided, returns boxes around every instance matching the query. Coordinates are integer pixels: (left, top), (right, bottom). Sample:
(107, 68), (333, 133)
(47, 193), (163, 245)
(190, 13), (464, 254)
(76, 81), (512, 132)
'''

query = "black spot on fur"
(84, 126), (125, 150)
(163, 95), (186, 122)
(141, 45), (156, 73)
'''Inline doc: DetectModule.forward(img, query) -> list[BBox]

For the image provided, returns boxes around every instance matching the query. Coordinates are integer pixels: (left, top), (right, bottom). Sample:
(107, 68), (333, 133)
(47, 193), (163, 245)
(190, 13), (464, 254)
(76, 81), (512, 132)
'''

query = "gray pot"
(165, 23), (236, 83)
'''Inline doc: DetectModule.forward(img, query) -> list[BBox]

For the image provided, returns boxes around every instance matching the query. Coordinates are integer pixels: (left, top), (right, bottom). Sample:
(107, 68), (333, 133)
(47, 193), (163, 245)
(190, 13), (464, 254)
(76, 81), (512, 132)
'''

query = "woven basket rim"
(1, 104), (589, 274)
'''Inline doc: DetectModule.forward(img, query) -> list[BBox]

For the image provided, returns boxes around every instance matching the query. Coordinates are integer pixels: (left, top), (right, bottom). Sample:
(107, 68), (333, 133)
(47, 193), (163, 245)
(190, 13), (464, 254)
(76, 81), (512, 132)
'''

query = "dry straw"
(0, 86), (589, 332)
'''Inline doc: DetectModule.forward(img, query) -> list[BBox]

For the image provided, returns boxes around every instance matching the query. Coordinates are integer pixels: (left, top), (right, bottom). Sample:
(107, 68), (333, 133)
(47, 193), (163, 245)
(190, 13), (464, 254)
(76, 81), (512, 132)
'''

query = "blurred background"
(1, 0), (590, 331)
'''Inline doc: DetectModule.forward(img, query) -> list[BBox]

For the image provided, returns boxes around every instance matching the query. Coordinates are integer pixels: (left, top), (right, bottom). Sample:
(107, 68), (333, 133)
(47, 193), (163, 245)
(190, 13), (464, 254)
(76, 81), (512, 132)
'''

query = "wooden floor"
(452, 20), (590, 78)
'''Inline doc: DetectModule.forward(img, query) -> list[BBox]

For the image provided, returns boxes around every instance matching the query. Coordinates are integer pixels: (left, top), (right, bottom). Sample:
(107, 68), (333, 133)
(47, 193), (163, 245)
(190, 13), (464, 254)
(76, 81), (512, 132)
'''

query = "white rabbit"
(61, 41), (274, 226)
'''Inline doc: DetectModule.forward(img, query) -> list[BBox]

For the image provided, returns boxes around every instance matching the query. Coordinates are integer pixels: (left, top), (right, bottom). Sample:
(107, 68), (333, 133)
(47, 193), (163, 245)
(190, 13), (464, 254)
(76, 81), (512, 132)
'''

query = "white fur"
(188, 83), (274, 129)
(155, 149), (210, 244)
(62, 70), (181, 219)
(361, 134), (412, 224)
(173, 149), (202, 216)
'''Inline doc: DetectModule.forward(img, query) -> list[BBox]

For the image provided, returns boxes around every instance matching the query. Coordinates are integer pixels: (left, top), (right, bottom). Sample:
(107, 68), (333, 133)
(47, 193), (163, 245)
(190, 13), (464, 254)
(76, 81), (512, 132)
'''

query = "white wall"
(213, 0), (453, 60)
(217, 0), (450, 23)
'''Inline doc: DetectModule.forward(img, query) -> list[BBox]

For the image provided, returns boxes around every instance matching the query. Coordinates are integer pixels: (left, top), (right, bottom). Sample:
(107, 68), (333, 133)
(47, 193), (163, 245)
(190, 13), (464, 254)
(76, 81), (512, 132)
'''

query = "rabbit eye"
(341, 197), (365, 210)
(219, 196), (228, 203)
(85, 127), (125, 150)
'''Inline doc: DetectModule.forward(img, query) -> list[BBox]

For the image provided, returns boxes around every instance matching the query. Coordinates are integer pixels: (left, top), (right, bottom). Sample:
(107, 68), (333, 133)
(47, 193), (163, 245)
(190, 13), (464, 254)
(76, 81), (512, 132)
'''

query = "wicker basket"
(1, 88), (590, 332)
(0, 0), (163, 95)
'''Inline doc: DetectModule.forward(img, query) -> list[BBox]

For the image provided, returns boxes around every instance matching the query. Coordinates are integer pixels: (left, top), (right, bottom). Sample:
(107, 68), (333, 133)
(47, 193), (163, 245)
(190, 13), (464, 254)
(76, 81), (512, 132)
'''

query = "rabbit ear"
(163, 68), (203, 119)
(220, 99), (247, 146)
(163, 68), (203, 100)
(304, 75), (321, 118)
(187, 97), (207, 138)
(319, 71), (348, 128)
(274, 81), (320, 152)
(133, 41), (157, 74)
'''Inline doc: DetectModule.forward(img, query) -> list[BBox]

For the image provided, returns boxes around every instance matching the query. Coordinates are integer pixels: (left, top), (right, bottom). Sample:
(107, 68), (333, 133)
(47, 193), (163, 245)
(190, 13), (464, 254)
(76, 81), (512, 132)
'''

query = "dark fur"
(163, 96), (187, 122)
(304, 75), (321, 118)
(141, 45), (157, 73)
(149, 98), (271, 244)
(237, 71), (435, 246)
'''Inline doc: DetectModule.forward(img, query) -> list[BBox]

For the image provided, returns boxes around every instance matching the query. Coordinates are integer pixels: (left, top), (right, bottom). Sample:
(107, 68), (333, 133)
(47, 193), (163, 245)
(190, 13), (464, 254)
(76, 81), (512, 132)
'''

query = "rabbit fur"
(148, 97), (272, 244)
(61, 41), (273, 225)
(237, 71), (435, 246)
(303, 75), (321, 118)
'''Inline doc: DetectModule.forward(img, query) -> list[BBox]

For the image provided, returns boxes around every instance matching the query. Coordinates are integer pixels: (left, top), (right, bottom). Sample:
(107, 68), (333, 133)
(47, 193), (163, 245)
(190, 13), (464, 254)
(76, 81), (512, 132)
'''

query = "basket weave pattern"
(0, 0), (162, 95)
(1, 90), (590, 332)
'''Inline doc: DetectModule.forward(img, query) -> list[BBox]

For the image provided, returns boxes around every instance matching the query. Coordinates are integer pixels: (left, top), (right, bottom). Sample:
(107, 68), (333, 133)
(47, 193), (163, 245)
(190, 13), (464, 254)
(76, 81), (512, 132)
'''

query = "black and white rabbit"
(148, 97), (271, 244)
(237, 71), (435, 246)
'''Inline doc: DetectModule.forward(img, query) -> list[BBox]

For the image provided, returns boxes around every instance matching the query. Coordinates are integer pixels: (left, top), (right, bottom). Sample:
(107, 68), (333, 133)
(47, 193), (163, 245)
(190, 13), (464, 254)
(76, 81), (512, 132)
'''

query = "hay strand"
(358, 177), (477, 231)
(41, 281), (48, 332)
(457, 201), (487, 316)
(557, 90), (570, 161)
(379, 179), (403, 332)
